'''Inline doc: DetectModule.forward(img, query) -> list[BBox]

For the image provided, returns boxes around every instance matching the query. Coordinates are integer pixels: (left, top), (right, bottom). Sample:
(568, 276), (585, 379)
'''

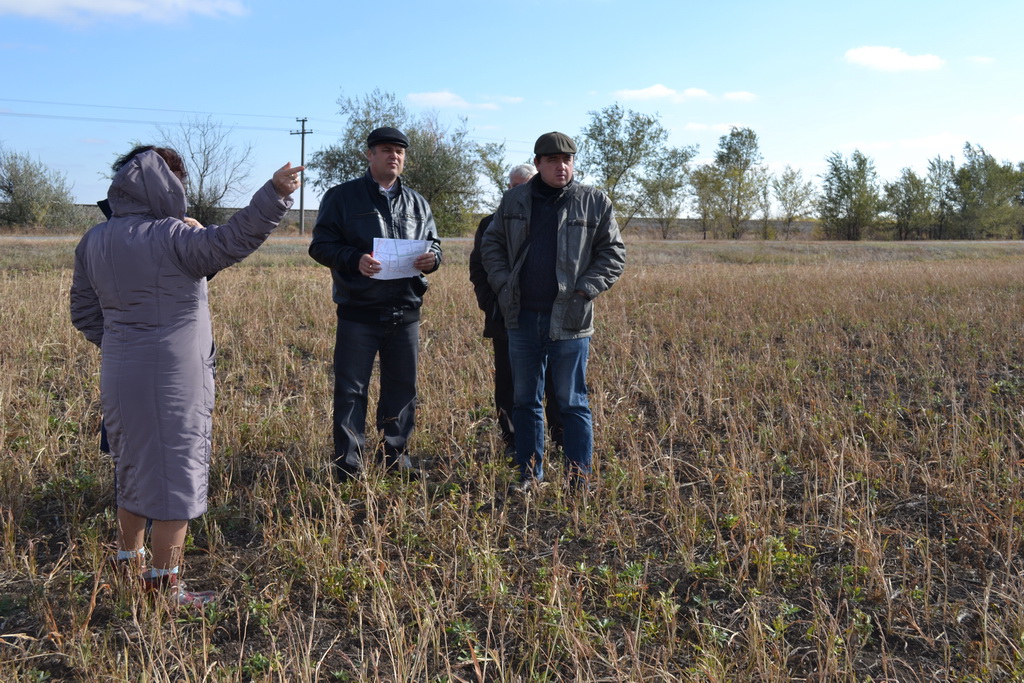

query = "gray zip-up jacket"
(480, 177), (625, 340)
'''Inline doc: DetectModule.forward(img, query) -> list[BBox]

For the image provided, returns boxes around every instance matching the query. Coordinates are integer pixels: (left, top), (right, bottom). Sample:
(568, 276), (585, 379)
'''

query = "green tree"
(772, 166), (815, 240)
(883, 168), (931, 240)
(691, 164), (727, 240)
(403, 112), (480, 234)
(925, 155), (957, 239)
(946, 143), (1024, 239)
(577, 104), (663, 229)
(817, 150), (880, 240)
(0, 143), (82, 231)
(157, 116), (253, 227)
(308, 89), (483, 235)
(756, 171), (775, 240)
(477, 141), (509, 209)
(639, 146), (697, 239)
(713, 127), (767, 239)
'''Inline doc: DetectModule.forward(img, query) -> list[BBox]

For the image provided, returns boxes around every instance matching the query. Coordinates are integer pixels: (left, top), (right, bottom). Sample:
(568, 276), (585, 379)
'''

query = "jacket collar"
(363, 168), (403, 197)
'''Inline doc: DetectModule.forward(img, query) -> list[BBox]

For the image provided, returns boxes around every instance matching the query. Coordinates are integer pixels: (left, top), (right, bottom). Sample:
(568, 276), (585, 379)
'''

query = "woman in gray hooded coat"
(71, 146), (302, 605)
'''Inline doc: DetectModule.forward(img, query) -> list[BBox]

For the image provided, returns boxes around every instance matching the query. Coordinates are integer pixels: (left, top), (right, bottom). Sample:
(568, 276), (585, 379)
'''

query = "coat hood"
(107, 150), (187, 220)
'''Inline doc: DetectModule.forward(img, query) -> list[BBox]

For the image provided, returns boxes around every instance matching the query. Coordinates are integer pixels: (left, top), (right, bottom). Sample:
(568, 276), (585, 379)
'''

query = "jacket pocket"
(393, 211), (424, 238)
(565, 217), (594, 260)
(562, 291), (593, 332)
(497, 282), (513, 320)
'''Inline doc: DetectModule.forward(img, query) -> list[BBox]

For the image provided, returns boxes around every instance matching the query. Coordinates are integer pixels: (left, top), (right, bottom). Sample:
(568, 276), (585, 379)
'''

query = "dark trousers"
(333, 316), (419, 477)
(493, 336), (563, 450)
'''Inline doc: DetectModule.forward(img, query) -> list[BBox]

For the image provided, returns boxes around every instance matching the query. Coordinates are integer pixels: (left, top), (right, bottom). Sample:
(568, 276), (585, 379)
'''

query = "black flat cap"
(367, 127), (409, 148)
(534, 131), (577, 156)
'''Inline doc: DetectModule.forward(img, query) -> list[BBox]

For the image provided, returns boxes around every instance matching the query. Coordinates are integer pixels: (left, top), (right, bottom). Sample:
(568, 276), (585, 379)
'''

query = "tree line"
(3, 91), (1023, 239)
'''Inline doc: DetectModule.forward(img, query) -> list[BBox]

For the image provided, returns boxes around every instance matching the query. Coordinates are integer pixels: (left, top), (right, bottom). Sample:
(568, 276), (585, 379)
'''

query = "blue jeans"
(507, 309), (592, 482)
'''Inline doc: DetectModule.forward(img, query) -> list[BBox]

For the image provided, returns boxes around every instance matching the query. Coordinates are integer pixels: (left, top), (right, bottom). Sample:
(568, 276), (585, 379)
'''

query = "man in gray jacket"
(480, 131), (625, 492)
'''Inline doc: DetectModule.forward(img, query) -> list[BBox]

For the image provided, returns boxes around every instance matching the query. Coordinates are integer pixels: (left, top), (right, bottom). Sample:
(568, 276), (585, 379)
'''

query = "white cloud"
(485, 95), (524, 105)
(845, 46), (945, 71)
(682, 88), (712, 99)
(613, 84), (714, 103)
(613, 84), (759, 105)
(724, 91), (757, 103)
(614, 84), (678, 100)
(968, 55), (995, 66)
(407, 91), (500, 111)
(0, 0), (245, 21)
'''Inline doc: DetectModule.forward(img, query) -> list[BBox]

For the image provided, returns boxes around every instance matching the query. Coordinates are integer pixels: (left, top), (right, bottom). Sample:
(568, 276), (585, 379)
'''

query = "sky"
(2, 0), (1023, 210)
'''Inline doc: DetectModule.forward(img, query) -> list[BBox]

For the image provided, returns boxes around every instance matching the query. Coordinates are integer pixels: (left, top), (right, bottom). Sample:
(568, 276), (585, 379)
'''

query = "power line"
(0, 97), (530, 145)
(0, 110), (282, 132)
(0, 110), (345, 136)
(0, 97), (306, 121)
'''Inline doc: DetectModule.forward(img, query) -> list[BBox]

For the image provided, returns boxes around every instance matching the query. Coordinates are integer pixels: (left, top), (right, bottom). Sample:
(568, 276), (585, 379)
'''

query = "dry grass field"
(3, 237), (1024, 681)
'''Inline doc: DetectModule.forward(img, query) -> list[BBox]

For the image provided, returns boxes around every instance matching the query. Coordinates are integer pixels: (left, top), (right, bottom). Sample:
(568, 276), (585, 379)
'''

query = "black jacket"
(309, 171), (442, 319)
(469, 212), (507, 339)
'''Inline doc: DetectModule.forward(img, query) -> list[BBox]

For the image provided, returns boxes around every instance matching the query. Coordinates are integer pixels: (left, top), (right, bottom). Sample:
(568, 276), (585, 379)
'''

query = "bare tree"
(158, 116), (253, 226)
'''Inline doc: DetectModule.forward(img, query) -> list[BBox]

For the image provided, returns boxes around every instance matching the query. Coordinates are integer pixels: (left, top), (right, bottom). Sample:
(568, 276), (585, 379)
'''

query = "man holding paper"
(309, 126), (442, 481)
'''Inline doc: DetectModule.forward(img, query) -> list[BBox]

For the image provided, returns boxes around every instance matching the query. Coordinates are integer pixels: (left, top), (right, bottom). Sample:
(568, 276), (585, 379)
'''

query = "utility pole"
(290, 117), (313, 235)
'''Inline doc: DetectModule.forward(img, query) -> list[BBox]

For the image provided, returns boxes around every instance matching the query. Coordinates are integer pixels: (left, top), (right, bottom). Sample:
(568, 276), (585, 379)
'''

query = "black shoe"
(334, 456), (362, 483)
(508, 476), (547, 497)
(383, 453), (420, 479)
(503, 444), (518, 468)
(566, 474), (594, 495)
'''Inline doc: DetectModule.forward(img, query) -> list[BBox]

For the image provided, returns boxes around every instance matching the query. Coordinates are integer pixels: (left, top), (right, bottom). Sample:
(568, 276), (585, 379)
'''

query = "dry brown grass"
(3, 238), (1024, 681)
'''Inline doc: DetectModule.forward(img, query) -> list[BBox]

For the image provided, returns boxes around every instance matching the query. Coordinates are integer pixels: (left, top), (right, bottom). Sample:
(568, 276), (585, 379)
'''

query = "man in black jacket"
(309, 127), (442, 481)
(469, 164), (562, 462)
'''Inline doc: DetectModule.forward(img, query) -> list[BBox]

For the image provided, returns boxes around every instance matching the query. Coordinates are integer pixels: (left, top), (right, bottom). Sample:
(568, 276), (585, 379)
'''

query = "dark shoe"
(334, 453), (363, 482)
(566, 467), (593, 495)
(334, 463), (360, 483)
(508, 476), (547, 497)
(383, 452), (420, 479)
(567, 476), (594, 495)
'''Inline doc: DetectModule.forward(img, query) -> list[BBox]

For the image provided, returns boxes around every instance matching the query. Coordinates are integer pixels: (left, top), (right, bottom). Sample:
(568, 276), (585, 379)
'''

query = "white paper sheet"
(370, 237), (431, 280)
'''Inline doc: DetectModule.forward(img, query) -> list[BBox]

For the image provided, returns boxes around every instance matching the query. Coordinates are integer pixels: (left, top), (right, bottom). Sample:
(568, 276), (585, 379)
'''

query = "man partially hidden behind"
(481, 132), (626, 492)
(309, 127), (442, 481)
(469, 163), (563, 462)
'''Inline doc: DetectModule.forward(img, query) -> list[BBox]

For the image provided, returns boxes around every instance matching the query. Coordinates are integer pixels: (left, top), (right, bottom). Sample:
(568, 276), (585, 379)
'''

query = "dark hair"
(112, 145), (188, 182)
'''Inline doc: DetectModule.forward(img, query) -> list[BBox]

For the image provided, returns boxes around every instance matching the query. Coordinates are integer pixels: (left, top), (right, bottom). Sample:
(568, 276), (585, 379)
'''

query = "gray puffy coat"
(70, 150), (291, 520)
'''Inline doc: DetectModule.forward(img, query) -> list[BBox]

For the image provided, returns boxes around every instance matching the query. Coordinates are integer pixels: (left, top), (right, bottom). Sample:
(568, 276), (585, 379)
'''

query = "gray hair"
(508, 164), (536, 183)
